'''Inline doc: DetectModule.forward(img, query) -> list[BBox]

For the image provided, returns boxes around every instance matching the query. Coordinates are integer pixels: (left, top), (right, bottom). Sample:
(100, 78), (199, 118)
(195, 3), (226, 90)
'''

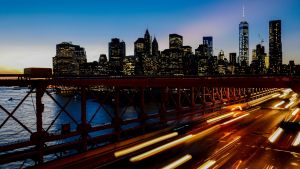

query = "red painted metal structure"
(0, 75), (295, 167)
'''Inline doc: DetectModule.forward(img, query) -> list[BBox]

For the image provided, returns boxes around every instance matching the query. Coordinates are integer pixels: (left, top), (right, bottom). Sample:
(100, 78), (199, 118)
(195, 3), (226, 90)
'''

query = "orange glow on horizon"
(0, 66), (22, 74)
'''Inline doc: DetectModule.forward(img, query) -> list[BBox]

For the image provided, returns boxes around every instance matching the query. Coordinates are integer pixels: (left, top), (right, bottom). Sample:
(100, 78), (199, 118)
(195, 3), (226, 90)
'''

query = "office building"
(239, 20), (249, 66)
(169, 34), (183, 49)
(123, 55), (136, 76)
(109, 38), (126, 75)
(160, 48), (184, 75)
(53, 42), (87, 76)
(134, 38), (145, 58)
(203, 36), (213, 57)
(144, 29), (152, 56)
(152, 37), (160, 58)
(256, 44), (266, 73)
(229, 53), (237, 64)
(252, 49), (257, 62)
(98, 54), (108, 75)
(269, 20), (282, 73)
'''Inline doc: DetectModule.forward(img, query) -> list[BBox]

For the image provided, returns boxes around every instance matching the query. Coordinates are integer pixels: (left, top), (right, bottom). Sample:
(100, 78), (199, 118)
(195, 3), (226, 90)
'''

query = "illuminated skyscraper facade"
(169, 34), (183, 49)
(229, 53), (237, 64)
(144, 29), (152, 56)
(109, 38), (126, 75)
(239, 20), (249, 66)
(203, 36), (213, 57)
(53, 42), (87, 76)
(152, 37), (159, 58)
(269, 20), (282, 73)
(256, 44), (266, 72)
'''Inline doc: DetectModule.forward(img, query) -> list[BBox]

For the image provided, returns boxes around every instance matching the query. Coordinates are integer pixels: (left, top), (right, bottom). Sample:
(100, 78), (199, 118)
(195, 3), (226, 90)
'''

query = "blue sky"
(0, 0), (299, 72)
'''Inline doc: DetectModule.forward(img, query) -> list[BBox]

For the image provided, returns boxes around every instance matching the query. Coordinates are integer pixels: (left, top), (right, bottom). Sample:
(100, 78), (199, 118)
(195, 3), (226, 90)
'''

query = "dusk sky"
(0, 0), (299, 73)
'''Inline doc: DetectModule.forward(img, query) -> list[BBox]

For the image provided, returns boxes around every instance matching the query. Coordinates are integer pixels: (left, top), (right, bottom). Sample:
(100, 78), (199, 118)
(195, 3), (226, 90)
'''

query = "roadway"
(97, 91), (300, 169)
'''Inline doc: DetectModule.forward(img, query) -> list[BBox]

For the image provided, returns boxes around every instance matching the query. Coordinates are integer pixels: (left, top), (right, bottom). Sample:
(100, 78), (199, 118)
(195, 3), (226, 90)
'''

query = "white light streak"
(161, 154), (192, 169)
(130, 135), (193, 162)
(292, 132), (300, 146)
(114, 132), (178, 158)
(274, 101), (285, 108)
(268, 127), (284, 143)
(221, 113), (249, 125)
(197, 160), (216, 169)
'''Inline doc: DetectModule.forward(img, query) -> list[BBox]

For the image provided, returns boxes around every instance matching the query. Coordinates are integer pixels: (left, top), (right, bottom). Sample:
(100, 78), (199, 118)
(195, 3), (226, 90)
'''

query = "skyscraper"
(229, 53), (237, 64)
(134, 38), (145, 75)
(169, 34), (183, 49)
(239, 20), (249, 66)
(228, 53), (237, 75)
(252, 49), (257, 62)
(144, 29), (152, 56)
(108, 38), (126, 75)
(269, 20), (282, 73)
(152, 37), (159, 58)
(53, 42), (87, 76)
(256, 44), (266, 73)
(195, 44), (209, 76)
(239, 6), (249, 66)
(203, 36), (213, 57)
(98, 54), (108, 75)
(134, 38), (145, 57)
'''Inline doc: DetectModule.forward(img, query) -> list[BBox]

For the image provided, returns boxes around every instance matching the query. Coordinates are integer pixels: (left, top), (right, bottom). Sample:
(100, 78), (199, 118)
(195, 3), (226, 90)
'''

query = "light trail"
(161, 154), (192, 169)
(234, 160), (243, 169)
(268, 127), (284, 143)
(279, 89), (292, 98)
(207, 112), (234, 124)
(231, 106), (242, 111)
(292, 131), (300, 146)
(279, 94), (287, 98)
(221, 113), (249, 125)
(197, 160), (216, 169)
(272, 93), (281, 98)
(290, 93), (298, 101)
(130, 134), (193, 162)
(215, 136), (241, 154)
(187, 125), (220, 144)
(291, 108), (300, 116)
(246, 107), (261, 113)
(273, 101), (285, 108)
(284, 101), (295, 109)
(114, 132), (178, 157)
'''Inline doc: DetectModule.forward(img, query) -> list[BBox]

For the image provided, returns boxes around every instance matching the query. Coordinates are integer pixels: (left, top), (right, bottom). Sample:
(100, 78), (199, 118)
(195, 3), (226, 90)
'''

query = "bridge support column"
(139, 88), (147, 127)
(225, 88), (230, 103)
(159, 87), (168, 124)
(80, 87), (88, 152)
(191, 87), (195, 108)
(35, 83), (45, 164)
(212, 88), (215, 104)
(114, 88), (121, 140)
(202, 87), (207, 113)
(220, 88), (223, 102)
(176, 88), (182, 121)
(238, 88), (241, 102)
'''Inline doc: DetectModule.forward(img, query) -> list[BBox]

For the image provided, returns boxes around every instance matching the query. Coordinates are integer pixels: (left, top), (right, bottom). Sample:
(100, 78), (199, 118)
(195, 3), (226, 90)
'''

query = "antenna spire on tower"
(242, 4), (245, 18)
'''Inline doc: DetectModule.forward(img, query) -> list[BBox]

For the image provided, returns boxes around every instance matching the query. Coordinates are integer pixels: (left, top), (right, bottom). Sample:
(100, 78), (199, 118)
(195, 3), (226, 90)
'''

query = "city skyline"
(0, 0), (300, 73)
